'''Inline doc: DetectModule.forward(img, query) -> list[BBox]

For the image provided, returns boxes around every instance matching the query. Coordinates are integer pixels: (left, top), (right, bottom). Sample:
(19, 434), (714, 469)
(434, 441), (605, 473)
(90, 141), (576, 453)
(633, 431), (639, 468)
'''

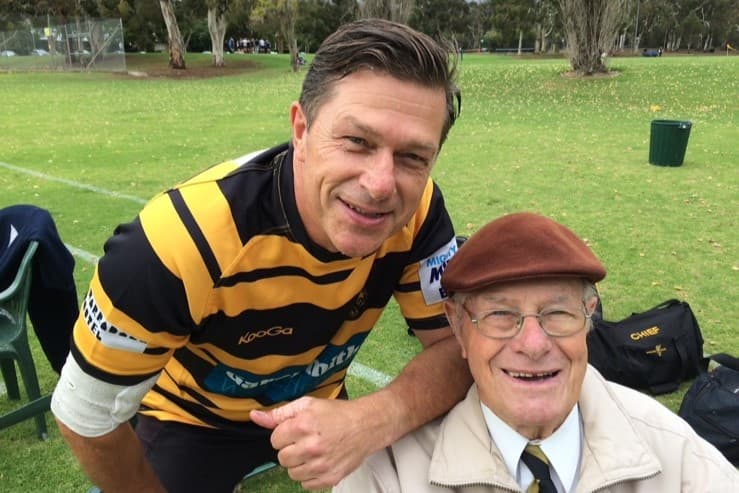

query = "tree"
(159, 0), (186, 68)
(468, 0), (494, 51)
(295, 0), (355, 53)
(492, 0), (538, 54)
(252, 0), (299, 71)
(557, 0), (626, 74)
(359, 0), (414, 23)
(532, 0), (560, 53)
(122, 0), (169, 52)
(409, 0), (470, 47)
(206, 0), (228, 66)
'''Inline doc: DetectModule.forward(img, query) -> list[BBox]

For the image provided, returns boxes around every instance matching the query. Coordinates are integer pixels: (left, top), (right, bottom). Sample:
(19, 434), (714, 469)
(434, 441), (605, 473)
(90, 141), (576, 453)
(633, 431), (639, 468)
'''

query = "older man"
(335, 212), (738, 492)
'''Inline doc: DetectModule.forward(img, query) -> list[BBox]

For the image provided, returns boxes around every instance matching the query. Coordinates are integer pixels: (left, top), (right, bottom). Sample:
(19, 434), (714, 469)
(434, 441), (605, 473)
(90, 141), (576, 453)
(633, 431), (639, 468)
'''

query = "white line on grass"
(348, 362), (393, 387)
(65, 243), (100, 265)
(2, 159), (395, 388)
(65, 244), (394, 388)
(0, 161), (148, 205)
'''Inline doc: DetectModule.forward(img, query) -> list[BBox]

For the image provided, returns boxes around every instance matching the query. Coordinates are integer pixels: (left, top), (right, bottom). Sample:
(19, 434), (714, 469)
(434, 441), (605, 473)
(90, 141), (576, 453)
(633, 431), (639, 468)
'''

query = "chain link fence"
(0, 18), (126, 72)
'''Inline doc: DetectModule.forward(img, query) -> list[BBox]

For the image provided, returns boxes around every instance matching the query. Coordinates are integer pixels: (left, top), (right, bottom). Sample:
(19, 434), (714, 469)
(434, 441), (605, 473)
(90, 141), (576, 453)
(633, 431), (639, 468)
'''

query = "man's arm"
(250, 327), (472, 490)
(56, 420), (166, 493)
(51, 354), (165, 492)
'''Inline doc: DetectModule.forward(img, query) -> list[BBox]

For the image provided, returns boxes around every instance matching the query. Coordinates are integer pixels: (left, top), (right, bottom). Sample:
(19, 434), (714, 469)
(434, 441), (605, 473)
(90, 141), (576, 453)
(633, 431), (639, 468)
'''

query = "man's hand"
(250, 333), (471, 491)
(250, 396), (385, 490)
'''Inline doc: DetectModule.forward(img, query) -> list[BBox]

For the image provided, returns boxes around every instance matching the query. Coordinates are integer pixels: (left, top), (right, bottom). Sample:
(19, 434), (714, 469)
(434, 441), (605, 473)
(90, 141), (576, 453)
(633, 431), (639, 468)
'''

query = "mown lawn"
(0, 51), (737, 492)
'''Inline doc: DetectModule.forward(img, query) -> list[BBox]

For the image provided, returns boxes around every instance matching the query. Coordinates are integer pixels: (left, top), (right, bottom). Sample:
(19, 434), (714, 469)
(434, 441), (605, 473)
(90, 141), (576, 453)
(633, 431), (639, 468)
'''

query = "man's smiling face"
(448, 278), (596, 439)
(290, 69), (447, 257)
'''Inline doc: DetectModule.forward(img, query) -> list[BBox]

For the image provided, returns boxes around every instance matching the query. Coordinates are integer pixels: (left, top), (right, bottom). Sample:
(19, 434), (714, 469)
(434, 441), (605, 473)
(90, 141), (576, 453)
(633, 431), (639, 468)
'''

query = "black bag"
(587, 299), (704, 395)
(678, 353), (739, 465)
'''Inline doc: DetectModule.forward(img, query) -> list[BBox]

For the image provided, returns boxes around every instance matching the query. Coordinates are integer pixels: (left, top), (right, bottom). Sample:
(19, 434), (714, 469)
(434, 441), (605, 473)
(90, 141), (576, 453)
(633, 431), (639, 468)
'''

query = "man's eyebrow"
(341, 115), (439, 155)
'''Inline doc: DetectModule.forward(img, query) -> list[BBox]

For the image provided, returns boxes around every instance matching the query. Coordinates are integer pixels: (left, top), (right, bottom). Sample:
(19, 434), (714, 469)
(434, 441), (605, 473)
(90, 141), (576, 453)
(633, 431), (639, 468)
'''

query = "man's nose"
(512, 316), (552, 358)
(360, 149), (396, 201)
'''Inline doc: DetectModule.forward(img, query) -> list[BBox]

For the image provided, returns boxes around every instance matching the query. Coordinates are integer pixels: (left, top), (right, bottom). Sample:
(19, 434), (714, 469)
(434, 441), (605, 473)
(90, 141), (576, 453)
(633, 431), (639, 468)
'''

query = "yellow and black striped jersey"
(71, 143), (458, 430)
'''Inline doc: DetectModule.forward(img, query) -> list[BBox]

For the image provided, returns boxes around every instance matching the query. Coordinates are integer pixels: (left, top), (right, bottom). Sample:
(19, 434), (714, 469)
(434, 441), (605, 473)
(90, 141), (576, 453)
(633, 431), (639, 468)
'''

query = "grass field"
(0, 51), (737, 492)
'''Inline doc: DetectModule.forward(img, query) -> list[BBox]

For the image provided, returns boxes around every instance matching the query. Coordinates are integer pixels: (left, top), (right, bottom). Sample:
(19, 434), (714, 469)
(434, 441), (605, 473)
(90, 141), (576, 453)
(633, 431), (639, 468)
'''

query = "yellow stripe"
(179, 180), (243, 273)
(179, 160), (240, 186)
(234, 234), (366, 276)
(73, 270), (180, 376)
(139, 195), (214, 322)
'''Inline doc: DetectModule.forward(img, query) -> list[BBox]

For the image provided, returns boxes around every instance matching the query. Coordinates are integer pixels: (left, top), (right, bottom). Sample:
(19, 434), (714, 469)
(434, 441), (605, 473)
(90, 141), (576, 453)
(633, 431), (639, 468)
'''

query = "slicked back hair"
(299, 18), (460, 146)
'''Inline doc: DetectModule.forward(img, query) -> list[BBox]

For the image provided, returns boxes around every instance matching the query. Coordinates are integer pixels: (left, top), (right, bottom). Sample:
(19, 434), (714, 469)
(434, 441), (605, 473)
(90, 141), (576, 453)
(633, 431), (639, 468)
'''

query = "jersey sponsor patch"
(204, 332), (368, 404)
(419, 236), (458, 305)
(83, 290), (147, 353)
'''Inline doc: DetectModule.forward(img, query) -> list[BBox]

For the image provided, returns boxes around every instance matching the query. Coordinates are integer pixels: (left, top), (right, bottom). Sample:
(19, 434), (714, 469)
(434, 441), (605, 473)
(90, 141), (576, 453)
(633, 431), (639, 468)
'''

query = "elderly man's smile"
(504, 369), (561, 382)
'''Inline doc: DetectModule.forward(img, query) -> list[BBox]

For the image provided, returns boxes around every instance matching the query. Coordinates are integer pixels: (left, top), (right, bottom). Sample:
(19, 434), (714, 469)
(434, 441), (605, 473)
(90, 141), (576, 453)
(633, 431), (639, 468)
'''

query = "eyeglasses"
(465, 304), (591, 340)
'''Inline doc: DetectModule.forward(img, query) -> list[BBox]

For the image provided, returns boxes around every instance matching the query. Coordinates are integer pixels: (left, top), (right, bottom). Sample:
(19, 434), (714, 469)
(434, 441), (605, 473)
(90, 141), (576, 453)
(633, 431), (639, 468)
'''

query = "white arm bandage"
(51, 353), (160, 437)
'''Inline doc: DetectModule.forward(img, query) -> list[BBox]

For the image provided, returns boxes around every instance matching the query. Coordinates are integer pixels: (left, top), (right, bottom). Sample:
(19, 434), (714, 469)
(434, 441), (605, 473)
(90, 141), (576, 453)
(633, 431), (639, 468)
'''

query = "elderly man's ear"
(444, 300), (468, 360)
(586, 295), (599, 318)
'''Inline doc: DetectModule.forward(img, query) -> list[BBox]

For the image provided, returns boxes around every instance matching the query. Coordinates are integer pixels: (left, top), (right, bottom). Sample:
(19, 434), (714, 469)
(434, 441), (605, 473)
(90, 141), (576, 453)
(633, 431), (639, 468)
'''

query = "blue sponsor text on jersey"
(204, 332), (369, 404)
(425, 241), (458, 297)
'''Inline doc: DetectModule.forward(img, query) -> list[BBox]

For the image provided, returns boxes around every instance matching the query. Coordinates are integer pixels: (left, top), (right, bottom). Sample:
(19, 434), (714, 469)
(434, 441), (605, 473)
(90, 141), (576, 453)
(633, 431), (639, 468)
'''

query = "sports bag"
(678, 353), (739, 465)
(586, 299), (704, 395)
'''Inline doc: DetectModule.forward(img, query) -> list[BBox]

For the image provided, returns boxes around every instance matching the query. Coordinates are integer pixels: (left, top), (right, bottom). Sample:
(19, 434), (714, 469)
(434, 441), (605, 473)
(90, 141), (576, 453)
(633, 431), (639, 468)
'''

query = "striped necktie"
(521, 444), (557, 493)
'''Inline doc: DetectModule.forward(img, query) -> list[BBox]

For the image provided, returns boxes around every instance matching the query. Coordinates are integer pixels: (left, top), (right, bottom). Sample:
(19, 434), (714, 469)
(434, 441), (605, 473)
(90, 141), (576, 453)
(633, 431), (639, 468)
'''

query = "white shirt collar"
(481, 402), (582, 492)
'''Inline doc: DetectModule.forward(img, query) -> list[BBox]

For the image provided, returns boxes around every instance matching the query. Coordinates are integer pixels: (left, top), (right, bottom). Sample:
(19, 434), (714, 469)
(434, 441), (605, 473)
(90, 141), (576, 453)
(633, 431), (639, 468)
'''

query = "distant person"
(227, 37), (235, 54)
(51, 18), (468, 493)
(336, 212), (738, 492)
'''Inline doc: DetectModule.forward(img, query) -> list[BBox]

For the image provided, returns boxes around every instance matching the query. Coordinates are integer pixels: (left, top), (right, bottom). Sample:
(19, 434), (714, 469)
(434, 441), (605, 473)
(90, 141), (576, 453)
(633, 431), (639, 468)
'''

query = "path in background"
(1, 160), (394, 389)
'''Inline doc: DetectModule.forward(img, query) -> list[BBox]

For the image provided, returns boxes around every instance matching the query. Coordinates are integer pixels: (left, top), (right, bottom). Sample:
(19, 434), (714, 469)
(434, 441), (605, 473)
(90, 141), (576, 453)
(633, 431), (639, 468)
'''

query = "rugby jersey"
(71, 143), (458, 430)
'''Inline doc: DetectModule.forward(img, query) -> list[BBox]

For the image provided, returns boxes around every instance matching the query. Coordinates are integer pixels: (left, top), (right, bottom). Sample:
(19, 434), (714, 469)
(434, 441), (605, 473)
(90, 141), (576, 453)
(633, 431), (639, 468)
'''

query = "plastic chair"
(0, 240), (52, 440)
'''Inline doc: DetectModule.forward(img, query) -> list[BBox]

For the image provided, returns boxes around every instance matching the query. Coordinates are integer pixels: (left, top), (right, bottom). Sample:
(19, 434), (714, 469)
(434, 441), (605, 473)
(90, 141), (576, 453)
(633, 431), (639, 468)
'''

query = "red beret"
(442, 212), (606, 294)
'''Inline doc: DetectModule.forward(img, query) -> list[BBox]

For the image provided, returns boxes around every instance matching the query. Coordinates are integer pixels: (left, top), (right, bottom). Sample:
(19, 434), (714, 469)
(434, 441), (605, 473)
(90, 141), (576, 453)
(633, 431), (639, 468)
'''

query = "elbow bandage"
(51, 353), (160, 437)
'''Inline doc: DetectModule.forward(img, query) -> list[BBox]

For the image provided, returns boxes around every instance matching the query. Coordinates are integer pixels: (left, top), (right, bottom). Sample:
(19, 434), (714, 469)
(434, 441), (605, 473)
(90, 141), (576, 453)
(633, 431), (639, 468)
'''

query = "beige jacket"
(335, 366), (738, 492)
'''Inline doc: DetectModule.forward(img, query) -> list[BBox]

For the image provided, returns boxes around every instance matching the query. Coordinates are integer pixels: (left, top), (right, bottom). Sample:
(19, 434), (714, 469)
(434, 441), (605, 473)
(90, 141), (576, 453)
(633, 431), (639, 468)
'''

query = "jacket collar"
(429, 366), (662, 490)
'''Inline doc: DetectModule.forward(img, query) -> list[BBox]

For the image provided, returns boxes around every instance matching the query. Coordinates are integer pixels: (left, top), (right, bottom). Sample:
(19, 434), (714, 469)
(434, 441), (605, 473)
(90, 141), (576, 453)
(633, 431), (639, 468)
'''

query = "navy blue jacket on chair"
(0, 205), (78, 373)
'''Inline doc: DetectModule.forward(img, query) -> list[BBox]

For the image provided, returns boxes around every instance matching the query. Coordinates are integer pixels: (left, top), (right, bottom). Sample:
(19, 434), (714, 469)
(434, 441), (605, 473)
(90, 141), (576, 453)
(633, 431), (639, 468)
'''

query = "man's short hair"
(299, 18), (460, 145)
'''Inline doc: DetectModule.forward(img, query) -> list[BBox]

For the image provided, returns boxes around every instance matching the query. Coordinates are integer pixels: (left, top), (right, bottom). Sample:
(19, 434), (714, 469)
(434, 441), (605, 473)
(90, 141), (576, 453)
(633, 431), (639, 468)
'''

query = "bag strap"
(627, 298), (683, 318)
(706, 353), (739, 371)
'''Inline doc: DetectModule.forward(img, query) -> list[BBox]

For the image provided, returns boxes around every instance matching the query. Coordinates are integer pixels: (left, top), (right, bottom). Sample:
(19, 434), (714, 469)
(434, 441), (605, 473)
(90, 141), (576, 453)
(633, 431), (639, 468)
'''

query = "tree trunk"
(159, 0), (186, 69)
(558, 0), (626, 75)
(88, 21), (103, 58)
(278, 0), (300, 72)
(517, 29), (524, 55)
(359, 0), (414, 23)
(207, 7), (228, 67)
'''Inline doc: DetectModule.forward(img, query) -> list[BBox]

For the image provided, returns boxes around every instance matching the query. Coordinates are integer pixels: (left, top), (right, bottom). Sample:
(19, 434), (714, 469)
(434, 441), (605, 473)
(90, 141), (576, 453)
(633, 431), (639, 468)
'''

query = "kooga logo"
(239, 326), (293, 345)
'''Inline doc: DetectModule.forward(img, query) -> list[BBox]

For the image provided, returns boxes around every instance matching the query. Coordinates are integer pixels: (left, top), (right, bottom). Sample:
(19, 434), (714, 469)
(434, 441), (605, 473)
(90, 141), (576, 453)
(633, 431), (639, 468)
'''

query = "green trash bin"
(649, 120), (692, 166)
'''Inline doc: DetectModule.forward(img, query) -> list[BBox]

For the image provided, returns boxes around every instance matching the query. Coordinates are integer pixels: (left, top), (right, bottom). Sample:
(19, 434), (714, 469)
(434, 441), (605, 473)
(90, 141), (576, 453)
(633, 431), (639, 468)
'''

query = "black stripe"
(168, 189), (221, 284)
(219, 265), (353, 287)
(143, 346), (171, 355)
(410, 183), (455, 262)
(396, 281), (421, 293)
(97, 219), (195, 336)
(406, 314), (450, 331)
(70, 343), (160, 385)
(217, 145), (288, 246)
